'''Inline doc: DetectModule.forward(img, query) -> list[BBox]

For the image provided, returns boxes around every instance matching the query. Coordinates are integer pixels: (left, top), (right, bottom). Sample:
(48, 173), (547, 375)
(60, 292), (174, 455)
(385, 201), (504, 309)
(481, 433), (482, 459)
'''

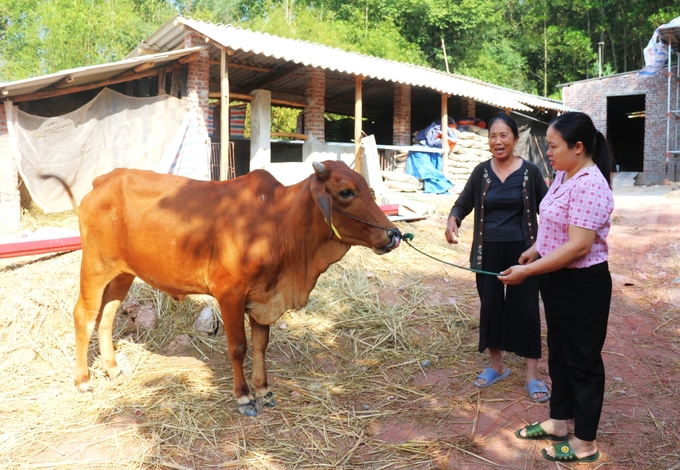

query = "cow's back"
(78, 168), (284, 297)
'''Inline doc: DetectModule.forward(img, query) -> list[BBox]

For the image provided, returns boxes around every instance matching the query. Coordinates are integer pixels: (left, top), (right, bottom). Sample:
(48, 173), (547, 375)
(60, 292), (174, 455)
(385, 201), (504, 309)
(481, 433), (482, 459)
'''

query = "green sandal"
(542, 442), (600, 462)
(515, 422), (568, 441)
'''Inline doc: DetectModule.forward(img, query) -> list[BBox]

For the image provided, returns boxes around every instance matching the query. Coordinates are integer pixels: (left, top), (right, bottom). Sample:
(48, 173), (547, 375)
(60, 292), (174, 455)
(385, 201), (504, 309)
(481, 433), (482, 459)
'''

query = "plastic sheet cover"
(6, 88), (210, 213)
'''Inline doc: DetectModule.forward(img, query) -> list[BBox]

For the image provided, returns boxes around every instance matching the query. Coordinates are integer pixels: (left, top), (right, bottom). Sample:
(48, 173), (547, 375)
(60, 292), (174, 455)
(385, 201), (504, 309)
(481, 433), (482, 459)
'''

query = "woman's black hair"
(488, 112), (519, 139)
(549, 111), (612, 187)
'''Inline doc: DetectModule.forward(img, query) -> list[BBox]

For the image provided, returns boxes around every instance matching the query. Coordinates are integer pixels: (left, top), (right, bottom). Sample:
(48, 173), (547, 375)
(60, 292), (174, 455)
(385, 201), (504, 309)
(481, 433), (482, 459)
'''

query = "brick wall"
(561, 71), (669, 185)
(304, 67), (326, 142)
(183, 34), (211, 124)
(0, 103), (21, 237)
(464, 97), (476, 118)
(393, 83), (411, 145)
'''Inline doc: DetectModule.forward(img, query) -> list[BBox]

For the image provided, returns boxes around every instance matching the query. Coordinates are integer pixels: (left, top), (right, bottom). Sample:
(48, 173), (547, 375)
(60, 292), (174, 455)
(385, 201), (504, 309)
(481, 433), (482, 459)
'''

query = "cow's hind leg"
(97, 273), (135, 381)
(249, 316), (277, 409)
(218, 293), (256, 416)
(74, 272), (133, 392)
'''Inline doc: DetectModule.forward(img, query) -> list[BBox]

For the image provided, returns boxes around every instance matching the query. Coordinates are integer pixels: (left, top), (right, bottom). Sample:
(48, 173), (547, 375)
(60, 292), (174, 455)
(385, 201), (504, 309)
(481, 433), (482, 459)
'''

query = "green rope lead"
(400, 233), (503, 277)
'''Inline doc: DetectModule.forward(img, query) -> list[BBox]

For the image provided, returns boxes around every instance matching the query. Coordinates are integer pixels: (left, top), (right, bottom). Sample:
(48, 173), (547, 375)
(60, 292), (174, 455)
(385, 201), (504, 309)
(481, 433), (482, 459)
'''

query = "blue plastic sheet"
(406, 151), (453, 194)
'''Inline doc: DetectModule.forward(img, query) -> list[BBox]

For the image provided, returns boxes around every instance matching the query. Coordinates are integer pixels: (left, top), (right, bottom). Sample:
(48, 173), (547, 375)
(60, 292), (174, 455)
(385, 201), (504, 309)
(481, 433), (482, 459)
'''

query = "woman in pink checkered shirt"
(501, 112), (614, 464)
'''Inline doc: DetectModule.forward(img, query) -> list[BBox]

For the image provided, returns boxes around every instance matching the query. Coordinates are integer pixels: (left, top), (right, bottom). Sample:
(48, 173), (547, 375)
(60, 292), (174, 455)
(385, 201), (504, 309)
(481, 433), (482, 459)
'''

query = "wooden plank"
(354, 75), (363, 176)
(271, 132), (308, 140)
(441, 93), (449, 175)
(361, 134), (383, 193)
(220, 47), (230, 181)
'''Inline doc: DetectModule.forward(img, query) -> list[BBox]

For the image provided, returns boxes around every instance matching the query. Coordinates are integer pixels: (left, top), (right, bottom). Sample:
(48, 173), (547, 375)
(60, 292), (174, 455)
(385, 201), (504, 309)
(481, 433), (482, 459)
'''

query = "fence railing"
(210, 142), (235, 181)
(210, 142), (418, 180)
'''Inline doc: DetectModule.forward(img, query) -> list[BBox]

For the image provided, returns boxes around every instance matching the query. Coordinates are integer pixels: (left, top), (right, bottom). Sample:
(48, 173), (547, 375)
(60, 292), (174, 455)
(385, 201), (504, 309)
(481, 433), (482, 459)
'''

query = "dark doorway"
(607, 95), (645, 172)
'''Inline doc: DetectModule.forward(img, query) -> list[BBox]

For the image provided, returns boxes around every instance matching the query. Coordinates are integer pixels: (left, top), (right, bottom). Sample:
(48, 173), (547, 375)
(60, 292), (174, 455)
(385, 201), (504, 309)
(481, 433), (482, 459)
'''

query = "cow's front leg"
(249, 316), (278, 409)
(218, 293), (257, 416)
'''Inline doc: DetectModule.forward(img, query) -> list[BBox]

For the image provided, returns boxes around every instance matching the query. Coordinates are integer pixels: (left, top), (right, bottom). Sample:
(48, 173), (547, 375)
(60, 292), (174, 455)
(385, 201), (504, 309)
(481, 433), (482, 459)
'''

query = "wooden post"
(441, 93), (449, 176)
(220, 47), (230, 181)
(354, 75), (363, 176)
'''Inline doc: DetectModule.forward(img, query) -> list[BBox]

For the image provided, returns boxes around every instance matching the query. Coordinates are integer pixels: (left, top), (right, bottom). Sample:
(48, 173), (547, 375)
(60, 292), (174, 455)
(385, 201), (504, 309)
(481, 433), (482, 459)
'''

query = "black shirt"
(483, 165), (525, 242)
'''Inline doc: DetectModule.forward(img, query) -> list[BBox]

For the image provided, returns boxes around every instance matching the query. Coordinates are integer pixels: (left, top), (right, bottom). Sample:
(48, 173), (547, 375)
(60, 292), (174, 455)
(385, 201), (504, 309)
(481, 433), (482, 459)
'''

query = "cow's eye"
(339, 189), (355, 199)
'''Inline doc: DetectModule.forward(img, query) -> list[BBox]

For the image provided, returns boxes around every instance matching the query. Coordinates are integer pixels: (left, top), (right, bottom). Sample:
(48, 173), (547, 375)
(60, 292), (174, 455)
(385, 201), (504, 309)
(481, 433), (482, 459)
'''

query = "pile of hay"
(0, 196), (494, 469)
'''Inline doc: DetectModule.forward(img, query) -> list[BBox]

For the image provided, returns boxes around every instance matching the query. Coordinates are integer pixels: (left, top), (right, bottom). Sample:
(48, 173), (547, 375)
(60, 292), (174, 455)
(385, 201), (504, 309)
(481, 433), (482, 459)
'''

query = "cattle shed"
(0, 14), (570, 238)
(558, 23), (680, 186)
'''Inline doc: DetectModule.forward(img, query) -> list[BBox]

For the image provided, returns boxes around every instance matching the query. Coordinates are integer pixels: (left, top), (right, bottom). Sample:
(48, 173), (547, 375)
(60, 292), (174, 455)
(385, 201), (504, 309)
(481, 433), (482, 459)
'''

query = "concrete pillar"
(393, 83), (411, 145)
(250, 89), (271, 171)
(304, 68), (326, 142)
(0, 103), (21, 238)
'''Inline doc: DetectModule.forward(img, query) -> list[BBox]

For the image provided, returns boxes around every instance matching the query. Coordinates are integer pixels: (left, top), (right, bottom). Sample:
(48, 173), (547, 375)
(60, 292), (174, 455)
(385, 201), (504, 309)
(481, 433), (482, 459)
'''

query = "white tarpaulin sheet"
(640, 16), (680, 76)
(5, 88), (211, 212)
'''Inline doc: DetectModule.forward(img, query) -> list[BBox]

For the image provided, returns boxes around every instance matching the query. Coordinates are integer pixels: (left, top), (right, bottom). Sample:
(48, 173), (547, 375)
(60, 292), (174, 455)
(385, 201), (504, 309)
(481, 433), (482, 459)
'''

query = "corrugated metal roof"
(451, 74), (574, 113)
(0, 47), (203, 100)
(127, 15), (568, 113)
(1, 14), (568, 116)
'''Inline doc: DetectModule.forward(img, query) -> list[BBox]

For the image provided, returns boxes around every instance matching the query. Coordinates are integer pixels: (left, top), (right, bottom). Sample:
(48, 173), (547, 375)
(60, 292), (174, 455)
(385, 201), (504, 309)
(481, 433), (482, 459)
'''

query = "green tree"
(0, 0), (178, 81)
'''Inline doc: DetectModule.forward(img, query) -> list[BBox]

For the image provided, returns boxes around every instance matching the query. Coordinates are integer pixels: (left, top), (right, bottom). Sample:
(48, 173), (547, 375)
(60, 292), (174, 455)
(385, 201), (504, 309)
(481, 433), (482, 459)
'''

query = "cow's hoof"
(107, 368), (124, 381)
(76, 382), (93, 393)
(237, 399), (260, 417)
(258, 391), (278, 408)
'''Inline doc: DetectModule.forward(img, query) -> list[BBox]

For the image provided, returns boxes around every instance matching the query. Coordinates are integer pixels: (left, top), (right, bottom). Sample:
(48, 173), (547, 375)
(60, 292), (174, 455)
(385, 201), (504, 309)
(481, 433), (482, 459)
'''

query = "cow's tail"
(40, 174), (79, 215)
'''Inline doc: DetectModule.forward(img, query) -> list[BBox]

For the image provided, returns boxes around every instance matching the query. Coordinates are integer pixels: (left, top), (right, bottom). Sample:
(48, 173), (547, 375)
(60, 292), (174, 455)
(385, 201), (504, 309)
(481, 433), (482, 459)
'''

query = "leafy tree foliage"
(3, 0), (680, 98)
(0, 0), (177, 81)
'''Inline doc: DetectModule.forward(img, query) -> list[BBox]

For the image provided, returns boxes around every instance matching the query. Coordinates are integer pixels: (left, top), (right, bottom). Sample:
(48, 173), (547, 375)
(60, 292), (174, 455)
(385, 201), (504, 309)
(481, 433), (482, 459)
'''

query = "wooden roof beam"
(8, 68), (160, 103)
(242, 63), (305, 94)
(326, 81), (377, 109)
(208, 91), (306, 108)
(209, 60), (274, 73)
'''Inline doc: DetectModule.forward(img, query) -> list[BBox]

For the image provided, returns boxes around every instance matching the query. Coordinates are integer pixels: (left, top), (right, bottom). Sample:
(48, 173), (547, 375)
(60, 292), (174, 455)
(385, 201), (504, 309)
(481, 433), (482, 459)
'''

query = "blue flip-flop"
(474, 367), (511, 388)
(526, 379), (551, 403)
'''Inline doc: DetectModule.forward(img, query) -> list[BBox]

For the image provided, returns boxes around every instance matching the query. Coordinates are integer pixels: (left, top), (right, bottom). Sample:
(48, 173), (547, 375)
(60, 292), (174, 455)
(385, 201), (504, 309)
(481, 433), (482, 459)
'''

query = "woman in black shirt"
(445, 113), (549, 401)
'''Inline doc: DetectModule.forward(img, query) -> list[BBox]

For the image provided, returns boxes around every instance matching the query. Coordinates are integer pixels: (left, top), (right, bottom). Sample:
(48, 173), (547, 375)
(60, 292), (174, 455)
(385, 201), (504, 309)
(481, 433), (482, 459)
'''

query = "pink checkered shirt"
(537, 166), (614, 268)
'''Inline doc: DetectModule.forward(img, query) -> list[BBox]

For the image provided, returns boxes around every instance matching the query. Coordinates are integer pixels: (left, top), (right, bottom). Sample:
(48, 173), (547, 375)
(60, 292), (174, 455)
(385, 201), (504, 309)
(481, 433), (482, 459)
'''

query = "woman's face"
(546, 125), (581, 172)
(488, 120), (518, 161)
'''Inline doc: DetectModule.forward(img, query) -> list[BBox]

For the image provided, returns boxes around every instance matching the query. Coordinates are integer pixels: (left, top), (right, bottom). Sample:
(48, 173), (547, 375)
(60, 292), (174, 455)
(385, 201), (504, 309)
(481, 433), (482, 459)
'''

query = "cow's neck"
(245, 179), (350, 325)
(282, 179), (350, 284)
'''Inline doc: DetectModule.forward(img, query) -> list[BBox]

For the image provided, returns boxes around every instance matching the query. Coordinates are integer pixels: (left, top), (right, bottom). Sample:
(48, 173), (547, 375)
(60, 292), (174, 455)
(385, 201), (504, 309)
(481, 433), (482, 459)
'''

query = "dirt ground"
(1, 182), (679, 469)
(370, 182), (680, 469)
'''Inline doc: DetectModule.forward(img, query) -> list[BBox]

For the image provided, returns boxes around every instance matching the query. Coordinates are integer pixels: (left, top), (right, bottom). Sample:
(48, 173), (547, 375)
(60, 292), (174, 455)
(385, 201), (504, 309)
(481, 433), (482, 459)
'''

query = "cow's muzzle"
(380, 228), (401, 252)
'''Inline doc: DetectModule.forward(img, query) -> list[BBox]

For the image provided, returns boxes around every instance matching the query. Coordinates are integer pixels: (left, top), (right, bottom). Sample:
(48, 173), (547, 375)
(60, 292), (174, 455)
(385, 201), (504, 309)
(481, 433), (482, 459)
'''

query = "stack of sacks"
(447, 126), (492, 187)
(381, 170), (423, 192)
(394, 152), (408, 172)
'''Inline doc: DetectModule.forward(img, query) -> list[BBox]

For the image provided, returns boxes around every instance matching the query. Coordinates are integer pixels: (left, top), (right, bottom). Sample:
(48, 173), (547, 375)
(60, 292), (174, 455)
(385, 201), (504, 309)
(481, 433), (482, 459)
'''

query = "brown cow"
(51, 160), (400, 416)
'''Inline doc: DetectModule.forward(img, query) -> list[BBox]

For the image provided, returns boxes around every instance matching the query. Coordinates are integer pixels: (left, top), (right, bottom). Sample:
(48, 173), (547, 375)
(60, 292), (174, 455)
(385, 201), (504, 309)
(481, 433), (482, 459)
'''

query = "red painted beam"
(0, 236), (82, 259)
(379, 204), (400, 216)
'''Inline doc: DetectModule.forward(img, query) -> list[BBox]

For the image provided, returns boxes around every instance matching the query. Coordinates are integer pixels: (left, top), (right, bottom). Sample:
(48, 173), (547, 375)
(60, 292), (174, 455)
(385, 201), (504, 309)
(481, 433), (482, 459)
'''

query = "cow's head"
(310, 160), (400, 254)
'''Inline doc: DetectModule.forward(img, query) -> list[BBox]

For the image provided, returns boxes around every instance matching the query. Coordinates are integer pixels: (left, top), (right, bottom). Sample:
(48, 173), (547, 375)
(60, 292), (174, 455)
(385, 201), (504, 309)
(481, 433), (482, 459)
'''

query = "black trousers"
(476, 241), (542, 359)
(539, 262), (611, 441)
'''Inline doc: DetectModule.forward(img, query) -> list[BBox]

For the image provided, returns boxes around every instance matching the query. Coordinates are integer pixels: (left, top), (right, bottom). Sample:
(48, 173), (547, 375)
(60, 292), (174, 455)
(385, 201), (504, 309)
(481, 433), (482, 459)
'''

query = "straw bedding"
(1, 196), (499, 469)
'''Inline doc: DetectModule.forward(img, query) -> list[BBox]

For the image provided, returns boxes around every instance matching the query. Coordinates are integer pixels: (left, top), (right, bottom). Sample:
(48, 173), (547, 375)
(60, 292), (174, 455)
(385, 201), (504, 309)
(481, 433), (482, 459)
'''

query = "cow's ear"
(310, 177), (332, 227)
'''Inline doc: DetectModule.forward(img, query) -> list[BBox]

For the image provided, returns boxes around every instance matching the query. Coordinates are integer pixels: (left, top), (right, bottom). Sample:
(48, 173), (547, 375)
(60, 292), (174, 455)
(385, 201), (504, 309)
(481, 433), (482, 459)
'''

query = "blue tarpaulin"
(406, 151), (453, 194)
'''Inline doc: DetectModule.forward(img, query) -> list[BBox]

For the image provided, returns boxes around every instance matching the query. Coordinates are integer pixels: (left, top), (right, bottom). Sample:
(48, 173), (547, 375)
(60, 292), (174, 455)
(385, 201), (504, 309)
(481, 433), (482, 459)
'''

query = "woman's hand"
(445, 216), (459, 244)
(498, 265), (530, 285)
(518, 244), (539, 265)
